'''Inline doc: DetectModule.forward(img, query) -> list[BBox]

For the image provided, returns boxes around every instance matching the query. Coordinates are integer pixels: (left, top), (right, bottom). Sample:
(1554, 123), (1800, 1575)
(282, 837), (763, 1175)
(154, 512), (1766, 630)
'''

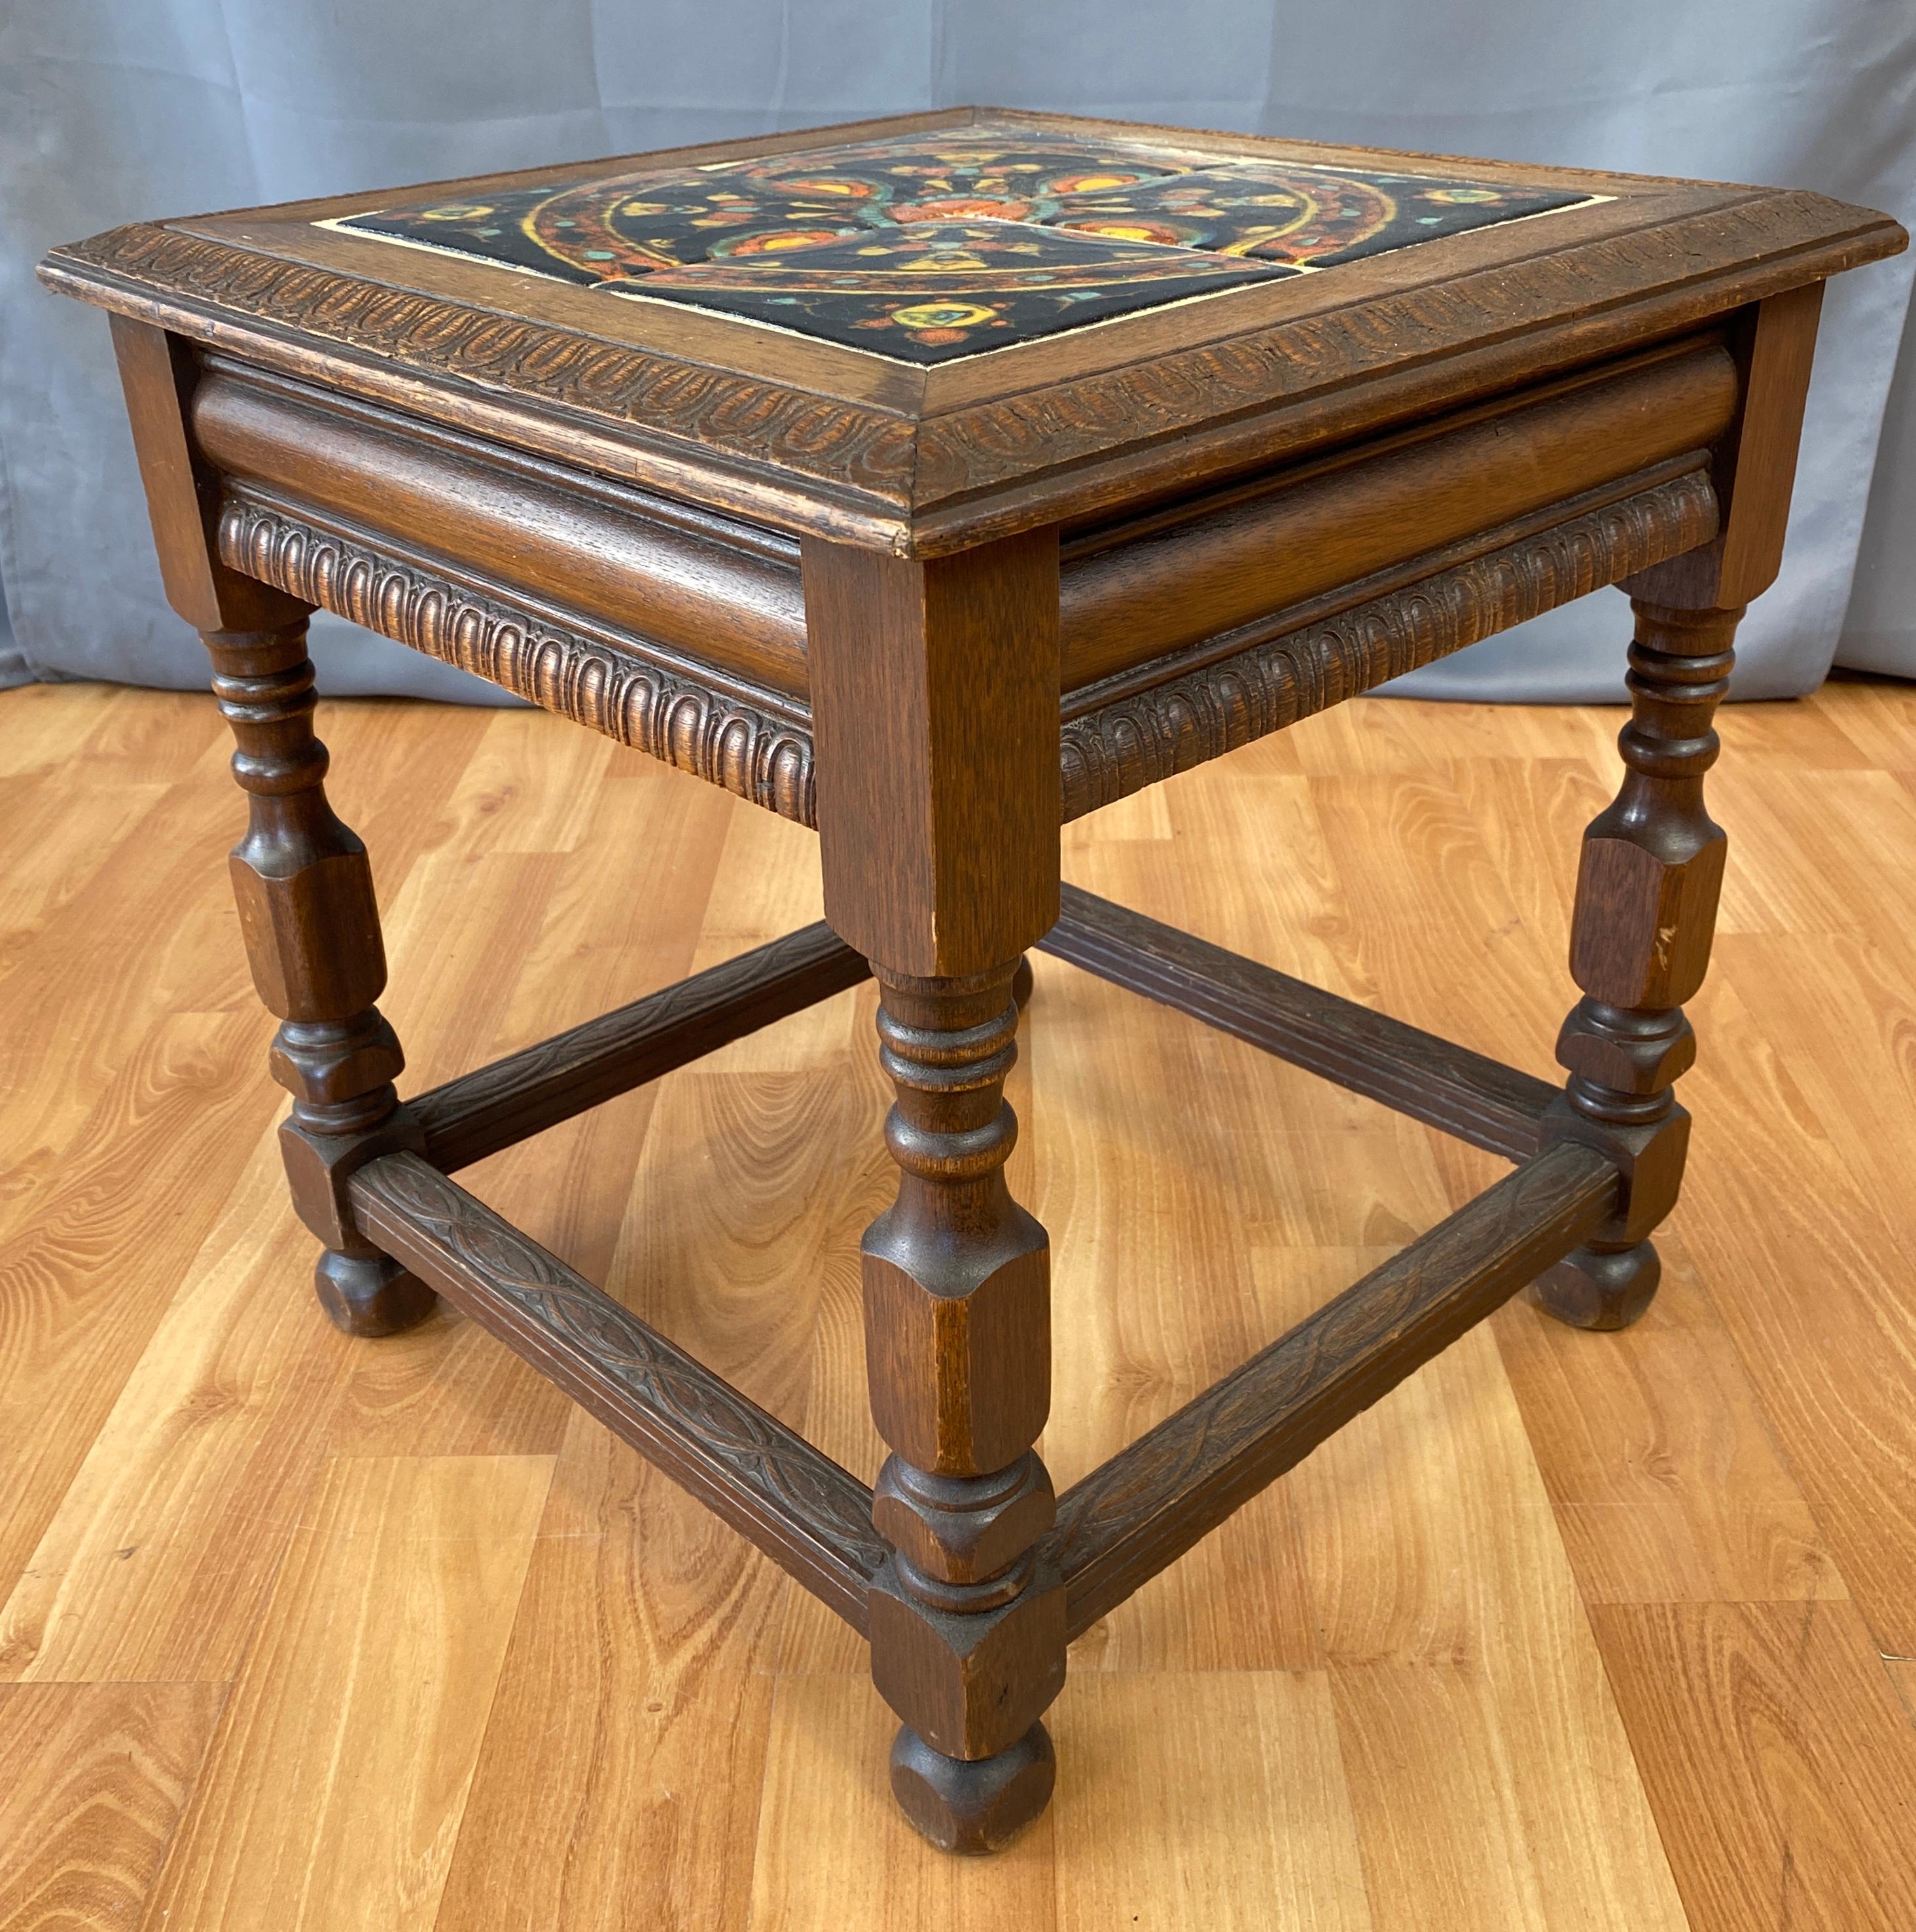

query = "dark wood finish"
(193, 359), (812, 700)
(1041, 883), (1558, 1160)
(804, 531), (1060, 976)
(1622, 285), (1827, 611)
(217, 497), (817, 823)
(857, 965), (1065, 1812)
(1538, 287), (1817, 1329)
(106, 315), (300, 634)
(1539, 598), (1741, 1328)
(348, 1151), (887, 1630)
(110, 312), (433, 1336)
(1050, 1141), (1622, 1638)
(198, 617), (436, 1337)
(179, 331), (1731, 705)
(889, 1721), (1057, 1857)
(1056, 336), (1735, 687)
(408, 920), (868, 1173)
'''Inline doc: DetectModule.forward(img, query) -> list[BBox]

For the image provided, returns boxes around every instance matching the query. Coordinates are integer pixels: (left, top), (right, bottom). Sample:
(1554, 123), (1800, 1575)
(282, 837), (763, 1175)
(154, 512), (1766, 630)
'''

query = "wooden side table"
(41, 108), (1904, 1854)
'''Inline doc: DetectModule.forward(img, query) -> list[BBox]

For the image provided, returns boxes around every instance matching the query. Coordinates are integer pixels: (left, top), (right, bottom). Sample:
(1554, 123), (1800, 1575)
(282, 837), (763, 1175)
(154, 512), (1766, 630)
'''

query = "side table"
(40, 107), (1905, 1853)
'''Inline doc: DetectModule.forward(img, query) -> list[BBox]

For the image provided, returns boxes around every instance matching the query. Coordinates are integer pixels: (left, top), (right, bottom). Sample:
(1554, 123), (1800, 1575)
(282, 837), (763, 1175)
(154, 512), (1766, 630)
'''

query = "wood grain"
(0, 1147), (359, 1683)
(139, 1453), (552, 1932)
(1051, 1143), (1619, 1636)
(434, 1419), (777, 1932)
(350, 1153), (887, 1630)
(1050, 1671), (1374, 1932)
(1040, 882), (1558, 1158)
(0, 1681), (221, 1931)
(408, 919), (866, 1173)
(1589, 1600), (1916, 1932)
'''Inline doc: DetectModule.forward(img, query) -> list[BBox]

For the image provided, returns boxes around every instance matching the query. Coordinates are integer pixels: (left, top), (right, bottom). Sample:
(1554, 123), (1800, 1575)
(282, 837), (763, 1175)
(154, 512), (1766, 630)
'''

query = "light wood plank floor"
(2, 675), (1913, 1931)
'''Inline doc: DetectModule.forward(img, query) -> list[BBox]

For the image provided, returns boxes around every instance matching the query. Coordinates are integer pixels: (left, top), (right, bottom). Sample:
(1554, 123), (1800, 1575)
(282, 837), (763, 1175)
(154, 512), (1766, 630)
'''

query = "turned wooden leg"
(203, 618), (435, 1336)
(802, 523), (1064, 1848)
(1536, 598), (1740, 1329)
(862, 959), (1063, 1852)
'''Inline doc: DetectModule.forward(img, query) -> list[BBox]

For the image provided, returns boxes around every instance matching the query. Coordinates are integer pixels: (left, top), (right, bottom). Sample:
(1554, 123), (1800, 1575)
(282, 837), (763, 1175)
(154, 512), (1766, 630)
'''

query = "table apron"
(189, 330), (1736, 707)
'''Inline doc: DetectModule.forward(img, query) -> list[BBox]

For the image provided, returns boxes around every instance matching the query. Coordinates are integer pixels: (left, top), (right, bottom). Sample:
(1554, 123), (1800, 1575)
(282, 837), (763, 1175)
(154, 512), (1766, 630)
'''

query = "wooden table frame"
(39, 107), (1905, 1854)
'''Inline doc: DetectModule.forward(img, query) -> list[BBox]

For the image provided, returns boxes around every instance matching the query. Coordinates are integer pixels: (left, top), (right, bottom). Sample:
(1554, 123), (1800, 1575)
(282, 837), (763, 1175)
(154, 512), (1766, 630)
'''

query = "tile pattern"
(325, 128), (1593, 363)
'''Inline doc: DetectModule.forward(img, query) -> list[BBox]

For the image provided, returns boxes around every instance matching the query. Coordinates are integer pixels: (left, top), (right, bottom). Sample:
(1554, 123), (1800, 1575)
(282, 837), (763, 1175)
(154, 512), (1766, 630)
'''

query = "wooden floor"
(2, 673), (1914, 1931)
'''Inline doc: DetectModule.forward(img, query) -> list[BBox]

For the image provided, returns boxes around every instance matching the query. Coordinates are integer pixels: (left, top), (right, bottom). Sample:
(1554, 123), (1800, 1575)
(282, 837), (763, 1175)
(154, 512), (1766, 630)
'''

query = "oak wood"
(24, 102), (1912, 1879)
(1540, 597), (1743, 1325)
(407, 918), (868, 1172)
(348, 1150), (888, 1632)
(1056, 336), (1736, 687)
(196, 617), (436, 1336)
(218, 494), (818, 822)
(194, 359), (813, 700)
(205, 465), (1718, 831)
(856, 963), (1064, 1821)
(1050, 1140), (1620, 1637)
(1624, 283), (1827, 610)
(804, 531), (1061, 976)
(106, 315), (303, 633)
(1040, 882), (1559, 1160)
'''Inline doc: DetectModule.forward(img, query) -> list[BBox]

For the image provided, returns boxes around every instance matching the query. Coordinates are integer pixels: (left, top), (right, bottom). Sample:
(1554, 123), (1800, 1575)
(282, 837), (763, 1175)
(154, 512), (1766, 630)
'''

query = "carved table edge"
(39, 192), (1902, 552)
(41, 224), (921, 531)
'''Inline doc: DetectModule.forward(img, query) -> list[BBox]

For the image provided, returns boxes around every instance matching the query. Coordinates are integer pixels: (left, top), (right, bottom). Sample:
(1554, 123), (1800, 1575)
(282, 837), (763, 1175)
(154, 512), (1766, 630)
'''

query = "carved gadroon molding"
(1057, 469), (1719, 821)
(220, 472), (1714, 832)
(218, 498), (817, 825)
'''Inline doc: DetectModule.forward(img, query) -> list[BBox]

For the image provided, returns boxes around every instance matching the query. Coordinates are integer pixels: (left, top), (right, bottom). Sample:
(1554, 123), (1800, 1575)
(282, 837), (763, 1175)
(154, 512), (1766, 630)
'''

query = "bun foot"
(890, 1720), (1055, 1854)
(313, 1247), (438, 1337)
(1532, 1240), (1660, 1331)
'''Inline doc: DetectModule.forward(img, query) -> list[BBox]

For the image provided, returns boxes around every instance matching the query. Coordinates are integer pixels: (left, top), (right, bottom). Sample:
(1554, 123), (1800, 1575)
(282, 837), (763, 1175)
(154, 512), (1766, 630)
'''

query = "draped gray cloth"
(3, 0), (1912, 703)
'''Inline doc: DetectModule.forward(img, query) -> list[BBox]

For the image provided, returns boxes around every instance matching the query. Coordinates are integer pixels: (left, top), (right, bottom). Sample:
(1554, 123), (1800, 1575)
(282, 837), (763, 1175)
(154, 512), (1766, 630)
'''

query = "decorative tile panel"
(323, 128), (1595, 363)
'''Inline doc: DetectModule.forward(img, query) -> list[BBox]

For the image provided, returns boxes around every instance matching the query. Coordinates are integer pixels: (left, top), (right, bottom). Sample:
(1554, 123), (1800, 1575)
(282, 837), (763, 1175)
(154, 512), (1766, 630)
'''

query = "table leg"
(202, 618), (435, 1336)
(862, 959), (1063, 1851)
(800, 526), (1065, 1849)
(1538, 596), (1741, 1328)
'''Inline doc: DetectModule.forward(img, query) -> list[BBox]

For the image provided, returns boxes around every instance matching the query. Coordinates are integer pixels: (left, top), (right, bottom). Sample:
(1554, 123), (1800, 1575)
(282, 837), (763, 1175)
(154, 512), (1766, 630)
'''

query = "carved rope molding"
(1058, 469), (1720, 821)
(355, 1153), (892, 1585)
(218, 498), (817, 825)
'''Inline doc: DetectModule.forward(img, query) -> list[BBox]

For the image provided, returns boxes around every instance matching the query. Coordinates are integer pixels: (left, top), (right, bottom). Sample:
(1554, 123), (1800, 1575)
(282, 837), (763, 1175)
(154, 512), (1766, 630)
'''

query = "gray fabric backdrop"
(3, 0), (1913, 704)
